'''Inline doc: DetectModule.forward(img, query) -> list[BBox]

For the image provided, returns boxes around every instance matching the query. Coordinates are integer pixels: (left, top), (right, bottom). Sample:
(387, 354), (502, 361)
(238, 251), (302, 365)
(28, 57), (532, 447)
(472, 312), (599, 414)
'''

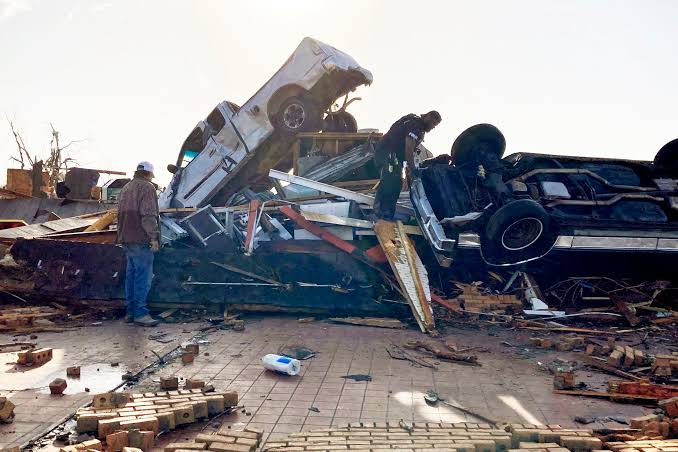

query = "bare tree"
(6, 119), (84, 197)
(45, 123), (82, 192)
(6, 118), (34, 169)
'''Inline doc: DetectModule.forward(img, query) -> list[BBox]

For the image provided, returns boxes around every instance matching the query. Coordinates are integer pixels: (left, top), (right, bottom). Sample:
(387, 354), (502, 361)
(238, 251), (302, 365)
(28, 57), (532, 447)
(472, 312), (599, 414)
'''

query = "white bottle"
(261, 354), (301, 376)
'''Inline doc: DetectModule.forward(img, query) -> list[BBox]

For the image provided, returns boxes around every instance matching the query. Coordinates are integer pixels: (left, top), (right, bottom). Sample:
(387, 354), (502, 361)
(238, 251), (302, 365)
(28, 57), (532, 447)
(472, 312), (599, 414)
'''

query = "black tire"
(450, 123), (506, 167)
(481, 199), (557, 265)
(322, 111), (358, 133)
(276, 96), (322, 133)
(654, 138), (678, 173)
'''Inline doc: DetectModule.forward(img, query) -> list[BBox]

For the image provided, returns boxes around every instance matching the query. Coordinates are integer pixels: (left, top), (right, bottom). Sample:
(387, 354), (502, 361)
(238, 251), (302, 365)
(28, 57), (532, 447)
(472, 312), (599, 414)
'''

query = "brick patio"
(0, 317), (651, 450)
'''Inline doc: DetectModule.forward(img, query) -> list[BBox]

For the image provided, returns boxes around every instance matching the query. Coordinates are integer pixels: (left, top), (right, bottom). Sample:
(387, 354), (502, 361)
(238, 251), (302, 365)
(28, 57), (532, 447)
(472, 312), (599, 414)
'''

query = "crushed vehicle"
(160, 37), (373, 209)
(410, 124), (678, 267)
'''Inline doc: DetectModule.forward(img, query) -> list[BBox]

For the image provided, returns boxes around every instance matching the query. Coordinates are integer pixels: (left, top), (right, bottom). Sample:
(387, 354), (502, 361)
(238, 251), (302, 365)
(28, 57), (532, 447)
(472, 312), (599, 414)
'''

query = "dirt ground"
(0, 316), (653, 450)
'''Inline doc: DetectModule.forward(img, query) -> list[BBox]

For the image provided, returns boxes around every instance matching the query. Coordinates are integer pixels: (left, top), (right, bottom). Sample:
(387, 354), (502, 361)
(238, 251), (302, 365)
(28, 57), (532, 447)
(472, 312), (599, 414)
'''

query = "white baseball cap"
(136, 161), (155, 175)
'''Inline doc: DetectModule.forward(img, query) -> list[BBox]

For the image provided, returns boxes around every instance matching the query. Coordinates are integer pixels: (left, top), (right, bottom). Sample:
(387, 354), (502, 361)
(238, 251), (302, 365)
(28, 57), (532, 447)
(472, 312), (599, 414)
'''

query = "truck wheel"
(481, 199), (557, 265)
(277, 97), (321, 133)
(654, 138), (678, 173)
(450, 123), (505, 167)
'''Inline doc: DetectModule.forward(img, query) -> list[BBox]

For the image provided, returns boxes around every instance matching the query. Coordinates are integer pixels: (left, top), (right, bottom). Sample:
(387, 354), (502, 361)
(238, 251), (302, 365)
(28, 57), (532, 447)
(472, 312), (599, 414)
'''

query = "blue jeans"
(123, 244), (154, 319)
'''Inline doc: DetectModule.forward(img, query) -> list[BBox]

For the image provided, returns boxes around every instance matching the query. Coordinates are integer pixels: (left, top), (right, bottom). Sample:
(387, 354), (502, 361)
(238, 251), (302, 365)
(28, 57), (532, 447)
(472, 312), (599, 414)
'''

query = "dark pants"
(374, 163), (403, 220)
(123, 244), (154, 319)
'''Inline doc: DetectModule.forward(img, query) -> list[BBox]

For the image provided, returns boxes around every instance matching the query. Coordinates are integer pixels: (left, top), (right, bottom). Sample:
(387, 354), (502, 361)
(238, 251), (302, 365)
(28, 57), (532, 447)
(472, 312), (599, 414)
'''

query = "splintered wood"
(373, 219), (434, 333)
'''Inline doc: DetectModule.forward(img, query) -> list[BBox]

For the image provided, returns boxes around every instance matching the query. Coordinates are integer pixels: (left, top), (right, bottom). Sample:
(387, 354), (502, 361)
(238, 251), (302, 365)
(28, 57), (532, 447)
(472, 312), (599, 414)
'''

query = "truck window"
(178, 126), (204, 168)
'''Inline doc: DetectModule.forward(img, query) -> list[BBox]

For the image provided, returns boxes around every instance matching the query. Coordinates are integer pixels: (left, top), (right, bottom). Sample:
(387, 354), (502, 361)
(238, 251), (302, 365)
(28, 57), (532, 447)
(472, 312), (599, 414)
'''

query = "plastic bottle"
(261, 354), (301, 376)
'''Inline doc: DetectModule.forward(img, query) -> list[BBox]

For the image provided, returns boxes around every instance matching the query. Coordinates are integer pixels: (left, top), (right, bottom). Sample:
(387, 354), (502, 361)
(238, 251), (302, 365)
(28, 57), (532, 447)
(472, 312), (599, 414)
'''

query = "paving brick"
(222, 391), (239, 407)
(559, 435), (603, 451)
(164, 443), (208, 452)
(155, 411), (175, 432)
(207, 444), (253, 452)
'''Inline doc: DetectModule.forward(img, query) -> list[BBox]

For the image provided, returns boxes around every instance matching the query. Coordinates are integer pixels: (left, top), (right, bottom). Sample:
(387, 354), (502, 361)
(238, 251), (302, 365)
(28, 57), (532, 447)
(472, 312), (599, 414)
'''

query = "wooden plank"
(84, 210), (117, 232)
(580, 355), (641, 381)
(554, 389), (659, 402)
(374, 219), (434, 333)
(327, 317), (406, 329)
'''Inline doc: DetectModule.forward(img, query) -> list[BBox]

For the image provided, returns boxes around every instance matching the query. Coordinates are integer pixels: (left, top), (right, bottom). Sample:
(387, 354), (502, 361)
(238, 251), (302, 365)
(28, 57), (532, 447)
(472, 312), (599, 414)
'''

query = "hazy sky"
(1, 0), (677, 188)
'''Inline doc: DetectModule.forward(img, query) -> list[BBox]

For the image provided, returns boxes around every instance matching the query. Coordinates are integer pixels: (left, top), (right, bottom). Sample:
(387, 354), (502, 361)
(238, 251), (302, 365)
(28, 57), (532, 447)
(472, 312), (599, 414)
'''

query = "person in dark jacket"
(117, 162), (161, 327)
(373, 111), (441, 220)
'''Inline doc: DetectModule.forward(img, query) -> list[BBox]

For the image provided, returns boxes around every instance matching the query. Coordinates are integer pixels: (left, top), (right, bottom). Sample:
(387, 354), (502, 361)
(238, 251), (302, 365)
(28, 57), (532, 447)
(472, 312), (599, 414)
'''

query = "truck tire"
(276, 96), (322, 133)
(450, 123), (505, 168)
(481, 199), (557, 265)
(654, 138), (678, 173)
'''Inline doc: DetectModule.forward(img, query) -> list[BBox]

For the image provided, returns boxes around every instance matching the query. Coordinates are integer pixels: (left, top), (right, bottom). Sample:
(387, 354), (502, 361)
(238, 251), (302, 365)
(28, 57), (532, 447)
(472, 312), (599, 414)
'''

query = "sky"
(1, 0), (677, 188)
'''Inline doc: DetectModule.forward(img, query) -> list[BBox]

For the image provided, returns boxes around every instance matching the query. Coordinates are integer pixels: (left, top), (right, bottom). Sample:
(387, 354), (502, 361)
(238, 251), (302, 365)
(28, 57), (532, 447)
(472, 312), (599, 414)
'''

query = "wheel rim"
(282, 102), (306, 129)
(501, 217), (544, 251)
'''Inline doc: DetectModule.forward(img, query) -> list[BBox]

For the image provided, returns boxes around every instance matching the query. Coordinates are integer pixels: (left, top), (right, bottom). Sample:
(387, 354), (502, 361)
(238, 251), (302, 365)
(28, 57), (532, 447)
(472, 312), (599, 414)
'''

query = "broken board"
(373, 219), (434, 333)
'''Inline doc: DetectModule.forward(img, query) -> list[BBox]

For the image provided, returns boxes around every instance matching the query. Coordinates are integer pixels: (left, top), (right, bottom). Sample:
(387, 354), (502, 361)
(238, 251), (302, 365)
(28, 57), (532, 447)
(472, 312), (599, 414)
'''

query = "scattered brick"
(659, 397), (678, 418)
(160, 377), (179, 390)
(67, 366), (81, 377)
(185, 379), (205, 389)
(17, 347), (53, 366)
(49, 378), (68, 395)
(0, 397), (16, 423)
(184, 343), (199, 354)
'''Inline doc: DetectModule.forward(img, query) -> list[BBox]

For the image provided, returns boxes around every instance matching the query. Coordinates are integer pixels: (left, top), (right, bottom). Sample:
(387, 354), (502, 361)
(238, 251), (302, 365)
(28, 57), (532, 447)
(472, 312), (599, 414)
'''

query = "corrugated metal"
(0, 198), (110, 224)
(0, 216), (99, 239)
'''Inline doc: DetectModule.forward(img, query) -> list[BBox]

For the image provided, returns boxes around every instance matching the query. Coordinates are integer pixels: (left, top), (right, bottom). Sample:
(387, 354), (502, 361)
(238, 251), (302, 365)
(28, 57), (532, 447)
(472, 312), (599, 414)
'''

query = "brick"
(106, 431), (129, 452)
(208, 444), (252, 452)
(193, 400), (208, 419)
(155, 411), (175, 432)
(235, 438), (258, 447)
(76, 413), (104, 433)
(511, 429), (540, 447)
(184, 343), (199, 354)
(81, 439), (102, 450)
(553, 371), (575, 390)
(204, 396), (226, 416)
(222, 391), (238, 407)
(119, 416), (159, 434)
(630, 414), (661, 429)
(559, 436), (603, 451)
(185, 379), (205, 389)
(173, 404), (195, 425)
(18, 347), (53, 366)
(160, 377), (179, 390)
(67, 366), (81, 377)
(216, 430), (259, 440)
(0, 397), (16, 421)
(181, 351), (194, 364)
(520, 443), (561, 449)
(49, 378), (68, 395)
(93, 392), (131, 408)
(165, 443), (207, 452)
(122, 448), (143, 452)
(607, 349), (624, 368)
(659, 397), (678, 417)
(98, 418), (122, 438)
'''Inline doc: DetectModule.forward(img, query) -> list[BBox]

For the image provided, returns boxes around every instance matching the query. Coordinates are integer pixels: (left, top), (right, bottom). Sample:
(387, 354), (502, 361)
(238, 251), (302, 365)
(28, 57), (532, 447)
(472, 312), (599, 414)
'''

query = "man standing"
(373, 111), (441, 220)
(117, 162), (161, 327)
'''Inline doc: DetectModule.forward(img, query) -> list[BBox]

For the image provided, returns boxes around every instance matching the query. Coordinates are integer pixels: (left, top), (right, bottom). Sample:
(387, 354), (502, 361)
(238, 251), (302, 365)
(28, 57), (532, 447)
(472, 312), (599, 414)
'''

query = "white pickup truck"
(159, 37), (373, 209)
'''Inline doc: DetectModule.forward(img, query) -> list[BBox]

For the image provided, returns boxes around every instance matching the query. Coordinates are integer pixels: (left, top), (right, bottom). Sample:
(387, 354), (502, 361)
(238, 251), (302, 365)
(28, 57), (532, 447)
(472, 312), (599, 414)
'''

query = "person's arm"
(139, 185), (161, 251)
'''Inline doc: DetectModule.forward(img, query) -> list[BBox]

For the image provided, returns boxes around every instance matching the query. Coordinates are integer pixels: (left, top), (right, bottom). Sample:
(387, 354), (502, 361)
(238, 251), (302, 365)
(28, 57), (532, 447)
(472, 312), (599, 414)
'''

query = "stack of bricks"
(606, 345), (649, 370)
(605, 439), (678, 452)
(531, 336), (585, 352)
(629, 413), (678, 438)
(456, 286), (523, 314)
(75, 389), (238, 439)
(165, 426), (263, 452)
(652, 354), (678, 377)
(262, 422), (604, 452)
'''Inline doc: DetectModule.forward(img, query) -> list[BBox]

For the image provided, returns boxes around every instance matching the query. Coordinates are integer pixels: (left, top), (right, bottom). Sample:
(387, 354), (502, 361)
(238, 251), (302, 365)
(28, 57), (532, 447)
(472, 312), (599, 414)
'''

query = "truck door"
(172, 103), (248, 207)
